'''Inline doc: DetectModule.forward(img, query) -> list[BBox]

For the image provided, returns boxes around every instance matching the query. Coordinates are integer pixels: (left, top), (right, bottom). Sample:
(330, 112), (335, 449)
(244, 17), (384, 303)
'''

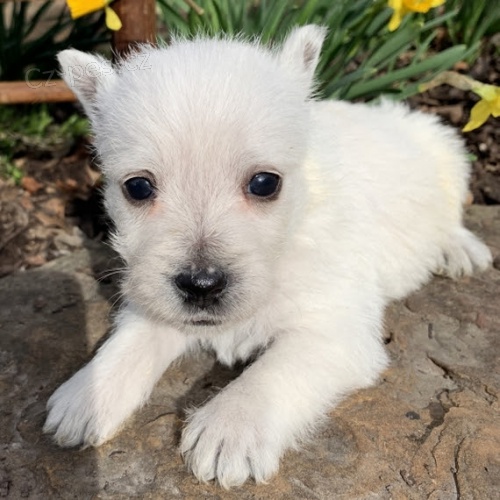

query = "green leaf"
(24, 1), (53, 39)
(261, 0), (289, 43)
(344, 45), (468, 100)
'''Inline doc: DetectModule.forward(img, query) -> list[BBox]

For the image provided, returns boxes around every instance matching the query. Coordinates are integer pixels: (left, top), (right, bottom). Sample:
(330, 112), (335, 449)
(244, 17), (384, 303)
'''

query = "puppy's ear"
(279, 25), (327, 91)
(57, 49), (116, 117)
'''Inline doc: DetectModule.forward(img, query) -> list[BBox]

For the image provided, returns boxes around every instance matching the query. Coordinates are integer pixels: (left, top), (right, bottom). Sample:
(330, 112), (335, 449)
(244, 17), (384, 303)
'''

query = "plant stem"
(419, 71), (480, 93)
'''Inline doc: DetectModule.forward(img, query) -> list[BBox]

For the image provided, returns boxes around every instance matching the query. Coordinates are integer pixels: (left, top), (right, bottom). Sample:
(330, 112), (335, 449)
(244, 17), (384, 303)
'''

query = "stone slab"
(0, 206), (499, 499)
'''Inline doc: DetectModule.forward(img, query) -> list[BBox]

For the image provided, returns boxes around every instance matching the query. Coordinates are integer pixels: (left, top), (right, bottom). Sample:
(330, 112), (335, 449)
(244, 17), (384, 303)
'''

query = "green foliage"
(156, 0), (480, 101)
(1, 160), (23, 184)
(444, 0), (500, 60)
(0, 0), (110, 81)
(0, 105), (89, 183)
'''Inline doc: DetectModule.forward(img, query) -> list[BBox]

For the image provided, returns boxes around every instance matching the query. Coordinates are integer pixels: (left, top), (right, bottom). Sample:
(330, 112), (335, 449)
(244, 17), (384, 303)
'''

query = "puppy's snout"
(174, 267), (227, 308)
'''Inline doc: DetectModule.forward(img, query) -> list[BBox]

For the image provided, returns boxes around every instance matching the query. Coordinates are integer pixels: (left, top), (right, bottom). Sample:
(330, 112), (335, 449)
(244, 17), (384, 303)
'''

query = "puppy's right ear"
(58, 49), (116, 117)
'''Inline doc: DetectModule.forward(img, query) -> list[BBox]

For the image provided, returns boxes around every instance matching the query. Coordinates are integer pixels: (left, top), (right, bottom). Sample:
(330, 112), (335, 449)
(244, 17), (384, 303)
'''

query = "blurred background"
(0, 0), (499, 276)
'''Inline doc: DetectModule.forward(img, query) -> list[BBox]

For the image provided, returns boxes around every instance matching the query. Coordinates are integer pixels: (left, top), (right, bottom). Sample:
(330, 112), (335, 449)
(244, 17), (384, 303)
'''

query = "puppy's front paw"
(44, 366), (122, 447)
(181, 393), (281, 488)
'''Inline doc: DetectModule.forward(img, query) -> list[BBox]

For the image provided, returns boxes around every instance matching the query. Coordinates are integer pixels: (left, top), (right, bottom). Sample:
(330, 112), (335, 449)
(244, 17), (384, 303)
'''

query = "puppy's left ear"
(58, 49), (117, 119)
(278, 25), (327, 91)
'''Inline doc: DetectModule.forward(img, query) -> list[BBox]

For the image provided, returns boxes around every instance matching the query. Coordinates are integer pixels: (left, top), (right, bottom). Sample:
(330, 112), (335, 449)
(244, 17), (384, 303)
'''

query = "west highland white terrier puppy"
(44, 26), (492, 487)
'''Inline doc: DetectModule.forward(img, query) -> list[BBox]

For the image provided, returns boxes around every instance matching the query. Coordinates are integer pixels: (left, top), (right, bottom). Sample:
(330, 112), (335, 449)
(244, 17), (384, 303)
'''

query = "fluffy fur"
(44, 26), (492, 488)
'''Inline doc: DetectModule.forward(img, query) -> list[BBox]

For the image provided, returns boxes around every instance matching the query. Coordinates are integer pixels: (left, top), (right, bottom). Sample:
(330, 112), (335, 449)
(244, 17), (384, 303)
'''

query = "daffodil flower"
(388, 0), (445, 32)
(66, 0), (122, 31)
(463, 84), (500, 132)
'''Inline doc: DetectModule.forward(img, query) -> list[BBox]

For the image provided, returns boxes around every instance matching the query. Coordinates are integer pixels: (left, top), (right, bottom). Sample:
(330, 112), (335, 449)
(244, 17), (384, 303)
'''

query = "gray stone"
(0, 206), (499, 499)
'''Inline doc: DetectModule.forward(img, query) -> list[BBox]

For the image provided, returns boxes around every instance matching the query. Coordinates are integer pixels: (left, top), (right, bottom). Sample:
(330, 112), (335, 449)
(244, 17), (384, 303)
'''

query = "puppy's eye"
(248, 172), (281, 198)
(124, 177), (155, 201)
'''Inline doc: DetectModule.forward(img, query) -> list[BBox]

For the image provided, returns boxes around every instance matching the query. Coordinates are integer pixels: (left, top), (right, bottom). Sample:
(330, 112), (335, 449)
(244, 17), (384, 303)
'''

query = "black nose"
(174, 268), (227, 307)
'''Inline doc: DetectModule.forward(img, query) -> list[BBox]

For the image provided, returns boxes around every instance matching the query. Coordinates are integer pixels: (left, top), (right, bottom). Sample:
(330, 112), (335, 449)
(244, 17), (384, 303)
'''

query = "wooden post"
(112, 0), (157, 57)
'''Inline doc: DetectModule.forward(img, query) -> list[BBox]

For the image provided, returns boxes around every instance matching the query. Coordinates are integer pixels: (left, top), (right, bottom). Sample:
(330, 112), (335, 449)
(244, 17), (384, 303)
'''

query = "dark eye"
(124, 177), (155, 201)
(247, 172), (281, 198)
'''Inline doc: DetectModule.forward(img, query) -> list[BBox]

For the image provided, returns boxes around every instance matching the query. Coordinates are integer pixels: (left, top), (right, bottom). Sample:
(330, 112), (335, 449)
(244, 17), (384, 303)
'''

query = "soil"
(0, 137), (106, 276)
(0, 41), (498, 276)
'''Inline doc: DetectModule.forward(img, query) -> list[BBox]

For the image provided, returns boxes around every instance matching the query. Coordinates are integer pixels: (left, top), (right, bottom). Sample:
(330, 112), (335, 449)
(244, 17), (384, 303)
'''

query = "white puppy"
(44, 26), (492, 488)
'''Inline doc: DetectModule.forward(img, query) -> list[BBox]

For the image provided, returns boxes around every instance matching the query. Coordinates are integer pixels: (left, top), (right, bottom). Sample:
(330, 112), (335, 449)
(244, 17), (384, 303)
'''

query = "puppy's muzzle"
(174, 267), (227, 309)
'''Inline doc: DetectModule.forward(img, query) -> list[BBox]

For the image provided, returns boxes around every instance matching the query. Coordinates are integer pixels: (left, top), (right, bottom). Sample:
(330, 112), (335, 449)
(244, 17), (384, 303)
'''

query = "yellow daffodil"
(388, 0), (445, 31)
(66, 0), (122, 31)
(463, 84), (500, 132)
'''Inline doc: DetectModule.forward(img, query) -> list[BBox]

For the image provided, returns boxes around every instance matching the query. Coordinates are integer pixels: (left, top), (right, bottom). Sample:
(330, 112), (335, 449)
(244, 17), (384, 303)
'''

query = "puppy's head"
(59, 26), (326, 331)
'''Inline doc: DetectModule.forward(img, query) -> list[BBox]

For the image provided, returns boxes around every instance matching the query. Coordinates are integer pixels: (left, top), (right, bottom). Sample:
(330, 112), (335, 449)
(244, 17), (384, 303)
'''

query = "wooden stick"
(0, 80), (76, 104)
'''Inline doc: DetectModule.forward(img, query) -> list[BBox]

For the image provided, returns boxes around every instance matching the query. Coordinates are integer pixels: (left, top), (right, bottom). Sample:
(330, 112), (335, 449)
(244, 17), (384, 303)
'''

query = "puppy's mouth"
(185, 318), (223, 327)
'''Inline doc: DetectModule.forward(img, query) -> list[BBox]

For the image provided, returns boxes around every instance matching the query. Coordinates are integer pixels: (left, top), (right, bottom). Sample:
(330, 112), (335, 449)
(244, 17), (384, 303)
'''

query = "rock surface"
(1, 206), (499, 499)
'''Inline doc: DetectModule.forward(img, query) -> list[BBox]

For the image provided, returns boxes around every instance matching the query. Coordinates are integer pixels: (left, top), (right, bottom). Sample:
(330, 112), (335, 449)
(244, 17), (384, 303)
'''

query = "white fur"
(45, 26), (492, 488)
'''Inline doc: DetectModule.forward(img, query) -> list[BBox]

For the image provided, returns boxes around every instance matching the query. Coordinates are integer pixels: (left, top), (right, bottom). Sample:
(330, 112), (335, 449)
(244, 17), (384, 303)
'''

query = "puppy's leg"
(44, 307), (190, 447)
(181, 296), (387, 488)
(437, 226), (492, 278)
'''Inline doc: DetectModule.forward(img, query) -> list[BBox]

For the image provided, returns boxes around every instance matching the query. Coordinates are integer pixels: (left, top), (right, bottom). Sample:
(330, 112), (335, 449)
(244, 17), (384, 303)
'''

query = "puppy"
(44, 26), (492, 488)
